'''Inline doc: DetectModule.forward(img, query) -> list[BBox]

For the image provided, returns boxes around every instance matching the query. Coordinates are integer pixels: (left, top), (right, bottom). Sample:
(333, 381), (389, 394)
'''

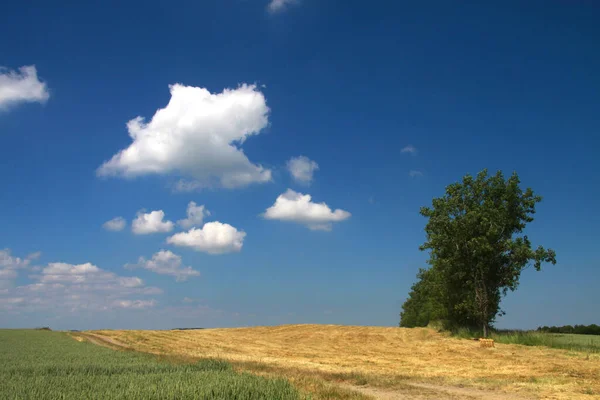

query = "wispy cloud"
(409, 170), (424, 178)
(0, 258), (161, 314)
(125, 250), (200, 282)
(103, 217), (126, 232)
(401, 145), (417, 155)
(1, 249), (41, 288)
(286, 156), (319, 185)
(177, 202), (210, 229)
(267, 0), (298, 14)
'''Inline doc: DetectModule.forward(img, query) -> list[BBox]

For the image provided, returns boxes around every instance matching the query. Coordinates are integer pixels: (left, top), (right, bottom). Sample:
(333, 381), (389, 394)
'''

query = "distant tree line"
(537, 324), (600, 335)
(171, 327), (205, 331)
(400, 170), (556, 337)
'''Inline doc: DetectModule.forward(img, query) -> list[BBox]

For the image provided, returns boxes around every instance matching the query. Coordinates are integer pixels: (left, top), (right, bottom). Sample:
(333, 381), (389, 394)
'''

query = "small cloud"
(111, 299), (156, 309)
(401, 145), (417, 155)
(103, 217), (126, 232)
(177, 202), (210, 229)
(182, 297), (198, 303)
(267, 0), (298, 13)
(26, 252), (41, 261)
(132, 210), (174, 235)
(0, 65), (49, 110)
(368, 196), (376, 205)
(409, 170), (423, 178)
(286, 156), (319, 185)
(263, 189), (351, 231)
(125, 250), (200, 282)
(167, 222), (246, 254)
(172, 180), (205, 193)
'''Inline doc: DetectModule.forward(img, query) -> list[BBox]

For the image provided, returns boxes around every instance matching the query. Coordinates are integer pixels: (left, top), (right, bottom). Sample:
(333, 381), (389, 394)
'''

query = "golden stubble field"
(90, 324), (600, 399)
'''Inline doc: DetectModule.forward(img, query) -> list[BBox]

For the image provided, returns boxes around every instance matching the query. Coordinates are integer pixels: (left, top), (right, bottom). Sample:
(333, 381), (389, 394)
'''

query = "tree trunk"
(474, 267), (489, 338)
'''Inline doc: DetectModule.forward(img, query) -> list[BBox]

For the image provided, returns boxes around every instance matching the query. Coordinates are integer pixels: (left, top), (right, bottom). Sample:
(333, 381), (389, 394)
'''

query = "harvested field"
(90, 324), (600, 399)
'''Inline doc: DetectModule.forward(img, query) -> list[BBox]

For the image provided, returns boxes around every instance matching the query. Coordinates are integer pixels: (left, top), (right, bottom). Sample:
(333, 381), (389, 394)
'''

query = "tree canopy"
(400, 169), (556, 336)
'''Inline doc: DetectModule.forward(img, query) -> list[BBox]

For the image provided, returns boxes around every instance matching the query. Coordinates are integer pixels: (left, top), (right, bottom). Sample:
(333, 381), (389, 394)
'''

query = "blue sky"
(0, 1), (598, 330)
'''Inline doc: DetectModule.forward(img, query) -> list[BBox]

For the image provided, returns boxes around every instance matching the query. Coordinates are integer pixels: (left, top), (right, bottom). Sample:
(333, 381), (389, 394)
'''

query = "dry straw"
(93, 324), (600, 400)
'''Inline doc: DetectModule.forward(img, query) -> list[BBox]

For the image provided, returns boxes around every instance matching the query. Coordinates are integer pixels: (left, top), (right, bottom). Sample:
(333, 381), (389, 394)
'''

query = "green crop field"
(0, 330), (301, 400)
(490, 331), (600, 353)
(544, 333), (600, 350)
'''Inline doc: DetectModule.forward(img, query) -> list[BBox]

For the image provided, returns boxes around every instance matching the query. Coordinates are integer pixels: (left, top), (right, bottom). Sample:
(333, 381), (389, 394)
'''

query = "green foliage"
(400, 169), (556, 335)
(399, 268), (446, 327)
(493, 331), (600, 353)
(0, 330), (301, 399)
(537, 324), (600, 335)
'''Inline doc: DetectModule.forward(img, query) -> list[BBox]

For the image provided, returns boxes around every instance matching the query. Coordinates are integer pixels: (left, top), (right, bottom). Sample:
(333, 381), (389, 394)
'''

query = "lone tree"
(406, 169), (556, 336)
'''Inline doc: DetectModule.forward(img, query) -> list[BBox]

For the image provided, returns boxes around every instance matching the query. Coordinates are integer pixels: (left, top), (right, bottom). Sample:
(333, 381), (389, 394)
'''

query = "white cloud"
(132, 210), (174, 235)
(409, 170), (423, 178)
(172, 180), (204, 193)
(125, 250), (200, 282)
(177, 202), (210, 228)
(0, 259), (161, 313)
(268, 0), (298, 13)
(182, 297), (195, 303)
(0, 66), (49, 110)
(97, 83), (272, 189)
(111, 299), (156, 309)
(0, 249), (39, 269)
(181, 297), (206, 304)
(286, 156), (319, 184)
(0, 249), (40, 288)
(167, 222), (246, 254)
(0, 269), (18, 284)
(401, 145), (417, 155)
(263, 189), (351, 231)
(103, 217), (126, 231)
